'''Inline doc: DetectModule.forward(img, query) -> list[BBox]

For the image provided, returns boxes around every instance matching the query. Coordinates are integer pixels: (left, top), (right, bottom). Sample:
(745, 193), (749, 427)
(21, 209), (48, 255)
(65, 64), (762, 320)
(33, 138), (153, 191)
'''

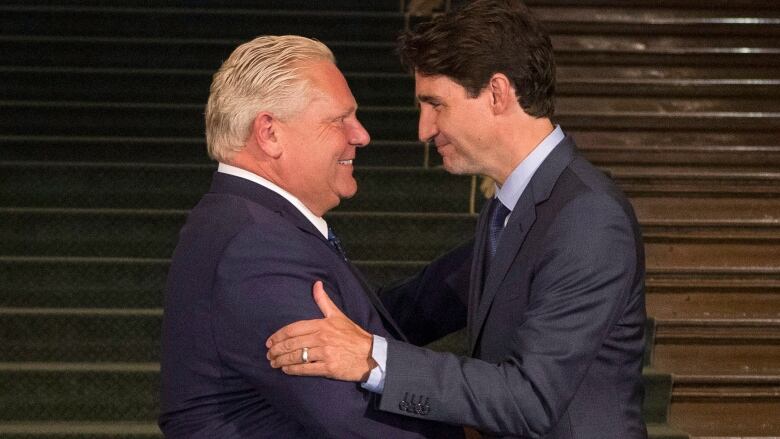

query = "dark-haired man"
(267, 1), (647, 437)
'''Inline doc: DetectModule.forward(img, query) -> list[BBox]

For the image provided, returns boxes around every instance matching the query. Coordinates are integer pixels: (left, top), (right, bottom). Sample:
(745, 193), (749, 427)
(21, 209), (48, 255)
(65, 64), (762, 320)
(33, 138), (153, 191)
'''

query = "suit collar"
(209, 172), (326, 242)
(469, 136), (577, 354)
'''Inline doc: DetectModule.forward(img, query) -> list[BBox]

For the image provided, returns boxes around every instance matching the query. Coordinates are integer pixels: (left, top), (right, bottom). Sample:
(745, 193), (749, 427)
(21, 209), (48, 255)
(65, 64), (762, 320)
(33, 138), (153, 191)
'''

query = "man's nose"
(417, 107), (436, 144)
(350, 119), (371, 147)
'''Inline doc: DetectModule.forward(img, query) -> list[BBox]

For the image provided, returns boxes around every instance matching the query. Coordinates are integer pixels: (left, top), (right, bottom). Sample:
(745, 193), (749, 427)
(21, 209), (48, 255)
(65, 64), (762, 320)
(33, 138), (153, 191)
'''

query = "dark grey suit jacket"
(159, 172), (463, 438)
(379, 137), (648, 438)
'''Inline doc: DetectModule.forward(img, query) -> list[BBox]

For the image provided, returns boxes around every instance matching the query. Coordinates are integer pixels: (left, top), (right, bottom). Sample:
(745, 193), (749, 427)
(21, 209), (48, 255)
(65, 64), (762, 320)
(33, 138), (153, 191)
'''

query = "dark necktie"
(327, 226), (348, 262)
(487, 197), (511, 260)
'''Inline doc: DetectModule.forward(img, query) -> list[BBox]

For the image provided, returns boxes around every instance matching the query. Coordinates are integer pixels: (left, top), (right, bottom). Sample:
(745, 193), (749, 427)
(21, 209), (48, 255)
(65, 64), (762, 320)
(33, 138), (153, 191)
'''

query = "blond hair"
(205, 35), (335, 162)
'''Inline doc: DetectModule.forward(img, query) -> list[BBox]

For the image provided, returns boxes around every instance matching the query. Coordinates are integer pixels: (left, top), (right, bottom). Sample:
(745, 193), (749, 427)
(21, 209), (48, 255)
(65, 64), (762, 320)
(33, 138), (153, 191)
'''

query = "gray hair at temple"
(205, 35), (335, 162)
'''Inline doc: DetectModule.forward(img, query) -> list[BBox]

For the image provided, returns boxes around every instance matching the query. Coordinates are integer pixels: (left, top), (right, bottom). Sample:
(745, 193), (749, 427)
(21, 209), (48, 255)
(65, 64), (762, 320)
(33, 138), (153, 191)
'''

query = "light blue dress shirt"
(362, 126), (566, 393)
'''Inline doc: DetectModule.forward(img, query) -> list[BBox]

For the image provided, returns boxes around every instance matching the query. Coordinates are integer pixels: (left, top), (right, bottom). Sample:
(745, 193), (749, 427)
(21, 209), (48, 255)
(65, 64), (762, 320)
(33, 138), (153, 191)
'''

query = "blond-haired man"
(159, 35), (464, 438)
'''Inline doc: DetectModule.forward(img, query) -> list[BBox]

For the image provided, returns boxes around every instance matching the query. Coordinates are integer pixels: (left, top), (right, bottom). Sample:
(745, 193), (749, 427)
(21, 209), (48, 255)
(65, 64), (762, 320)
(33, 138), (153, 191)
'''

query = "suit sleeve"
(379, 239), (473, 346)
(211, 224), (457, 439)
(377, 193), (641, 438)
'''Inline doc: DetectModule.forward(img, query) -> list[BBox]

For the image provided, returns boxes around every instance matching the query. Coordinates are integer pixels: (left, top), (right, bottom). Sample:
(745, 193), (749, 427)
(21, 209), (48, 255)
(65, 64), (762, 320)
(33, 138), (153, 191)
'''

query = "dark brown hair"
(398, 0), (555, 117)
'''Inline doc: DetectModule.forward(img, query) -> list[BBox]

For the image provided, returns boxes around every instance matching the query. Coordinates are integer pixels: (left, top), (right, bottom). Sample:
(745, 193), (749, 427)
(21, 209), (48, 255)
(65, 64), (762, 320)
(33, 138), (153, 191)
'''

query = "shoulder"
(549, 155), (637, 225)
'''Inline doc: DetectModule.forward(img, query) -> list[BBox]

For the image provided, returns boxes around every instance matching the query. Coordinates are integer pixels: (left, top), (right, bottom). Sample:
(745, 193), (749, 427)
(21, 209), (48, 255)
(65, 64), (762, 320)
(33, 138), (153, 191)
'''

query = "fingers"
(281, 361), (330, 377)
(269, 346), (324, 369)
(312, 280), (344, 318)
(266, 319), (323, 348)
(266, 334), (317, 361)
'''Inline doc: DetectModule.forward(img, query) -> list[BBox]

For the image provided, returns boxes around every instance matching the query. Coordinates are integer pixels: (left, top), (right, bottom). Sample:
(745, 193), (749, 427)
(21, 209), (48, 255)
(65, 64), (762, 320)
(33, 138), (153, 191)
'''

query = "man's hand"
(266, 281), (377, 382)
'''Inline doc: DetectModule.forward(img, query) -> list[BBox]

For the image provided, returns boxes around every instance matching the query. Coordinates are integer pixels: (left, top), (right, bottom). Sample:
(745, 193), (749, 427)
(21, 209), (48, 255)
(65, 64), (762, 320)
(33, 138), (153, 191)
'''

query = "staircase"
(0, 0), (778, 437)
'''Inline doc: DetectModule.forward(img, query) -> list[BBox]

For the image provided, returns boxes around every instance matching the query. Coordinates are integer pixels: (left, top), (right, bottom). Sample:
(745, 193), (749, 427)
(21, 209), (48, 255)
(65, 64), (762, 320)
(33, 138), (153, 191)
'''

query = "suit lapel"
(468, 136), (579, 355)
(467, 202), (492, 349)
(209, 172), (409, 341)
(469, 193), (536, 355)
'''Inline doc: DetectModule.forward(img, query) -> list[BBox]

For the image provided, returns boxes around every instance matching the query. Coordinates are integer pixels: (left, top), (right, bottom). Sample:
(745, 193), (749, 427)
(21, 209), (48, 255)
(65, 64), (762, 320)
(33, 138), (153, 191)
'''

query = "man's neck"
(492, 117), (555, 185)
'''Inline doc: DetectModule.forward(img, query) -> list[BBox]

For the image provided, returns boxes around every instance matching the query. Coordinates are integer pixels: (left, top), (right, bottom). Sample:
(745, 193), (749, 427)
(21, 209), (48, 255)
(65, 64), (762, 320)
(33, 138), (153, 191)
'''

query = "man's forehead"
(414, 73), (467, 100)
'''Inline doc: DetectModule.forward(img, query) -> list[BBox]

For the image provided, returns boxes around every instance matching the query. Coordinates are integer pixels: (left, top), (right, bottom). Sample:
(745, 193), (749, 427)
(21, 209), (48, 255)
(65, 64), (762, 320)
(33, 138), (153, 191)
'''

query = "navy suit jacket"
(159, 172), (462, 438)
(379, 137), (648, 438)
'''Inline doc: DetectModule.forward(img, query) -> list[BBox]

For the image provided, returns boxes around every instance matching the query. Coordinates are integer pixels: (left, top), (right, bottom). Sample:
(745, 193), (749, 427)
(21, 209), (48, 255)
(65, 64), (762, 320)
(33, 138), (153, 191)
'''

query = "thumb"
(312, 280), (343, 318)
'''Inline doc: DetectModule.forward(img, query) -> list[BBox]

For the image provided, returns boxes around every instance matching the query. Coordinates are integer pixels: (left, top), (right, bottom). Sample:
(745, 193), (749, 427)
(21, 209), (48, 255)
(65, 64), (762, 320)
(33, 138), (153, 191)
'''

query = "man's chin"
(441, 159), (465, 175)
(337, 184), (359, 201)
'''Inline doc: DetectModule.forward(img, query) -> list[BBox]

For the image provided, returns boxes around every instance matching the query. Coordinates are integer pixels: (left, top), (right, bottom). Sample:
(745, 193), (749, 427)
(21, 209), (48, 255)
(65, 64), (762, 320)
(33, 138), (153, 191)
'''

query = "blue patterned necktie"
(327, 226), (349, 262)
(487, 197), (511, 259)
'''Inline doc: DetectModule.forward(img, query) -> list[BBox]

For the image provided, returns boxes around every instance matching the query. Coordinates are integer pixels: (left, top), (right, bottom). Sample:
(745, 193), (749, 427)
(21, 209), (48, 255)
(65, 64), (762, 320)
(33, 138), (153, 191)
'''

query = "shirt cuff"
(360, 334), (387, 394)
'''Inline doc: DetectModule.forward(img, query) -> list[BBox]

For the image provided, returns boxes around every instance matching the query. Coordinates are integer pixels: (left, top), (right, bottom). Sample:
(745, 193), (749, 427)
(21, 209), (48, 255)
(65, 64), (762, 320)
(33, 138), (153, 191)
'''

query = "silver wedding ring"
(301, 347), (309, 364)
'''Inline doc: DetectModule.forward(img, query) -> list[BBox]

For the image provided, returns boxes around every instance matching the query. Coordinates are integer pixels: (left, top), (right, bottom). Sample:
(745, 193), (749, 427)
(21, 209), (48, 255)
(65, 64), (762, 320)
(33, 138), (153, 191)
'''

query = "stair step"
(572, 130), (779, 148)
(0, 363), (159, 421)
(3, 257), (776, 319)
(0, 0), (402, 10)
(647, 267), (780, 319)
(2, 134), (778, 169)
(3, 133), (777, 167)
(647, 423), (690, 439)
(3, 35), (778, 70)
(0, 163), (474, 212)
(0, 7), (404, 41)
(7, 67), (779, 106)
(0, 36), (401, 72)
(4, 5), (779, 40)
(0, 308), (161, 362)
(560, 78), (780, 98)
(525, 0), (780, 9)
(9, 162), (779, 213)
(584, 145), (780, 168)
(2, 101), (778, 140)
(670, 374), (780, 436)
(0, 101), (415, 139)
(553, 35), (780, 67)
(558, 96), (779, 117)
(0, 257), (167, 308)
(611, 167), (780, 196)
(0, 257), (420, 308)
(631, 197), (780, 222)
(0, 136), (426, 166)
(2, 205), (776, 263)
(9, 162), (780, 212)
(0, 422), (160, 438)
(644, 241), (779, 269)
(0, 68), (415, 106)
(558, 65), (780, 81)
(0, 208), (477, 260)
(533, 7), (780, 36)
(653, 319), (780, 375)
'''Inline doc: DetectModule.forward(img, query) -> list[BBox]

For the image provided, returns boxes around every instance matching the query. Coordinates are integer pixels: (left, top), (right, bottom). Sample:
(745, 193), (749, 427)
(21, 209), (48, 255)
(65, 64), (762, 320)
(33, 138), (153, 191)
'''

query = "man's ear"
(252, 112), (283, 158)
(487, 73), (515, 115)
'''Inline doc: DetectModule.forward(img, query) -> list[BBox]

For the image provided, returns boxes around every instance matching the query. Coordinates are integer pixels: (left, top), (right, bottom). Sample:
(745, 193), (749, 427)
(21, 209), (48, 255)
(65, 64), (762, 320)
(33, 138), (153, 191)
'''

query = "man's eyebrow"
(416, 94), (438, 104)
(330, 106), (356, 121)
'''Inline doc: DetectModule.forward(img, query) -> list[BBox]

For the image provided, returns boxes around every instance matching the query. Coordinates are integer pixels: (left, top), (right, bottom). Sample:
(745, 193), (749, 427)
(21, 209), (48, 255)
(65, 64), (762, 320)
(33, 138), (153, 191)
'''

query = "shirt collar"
(496, 125), (565, 211)
(217, 163), (329, 239)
